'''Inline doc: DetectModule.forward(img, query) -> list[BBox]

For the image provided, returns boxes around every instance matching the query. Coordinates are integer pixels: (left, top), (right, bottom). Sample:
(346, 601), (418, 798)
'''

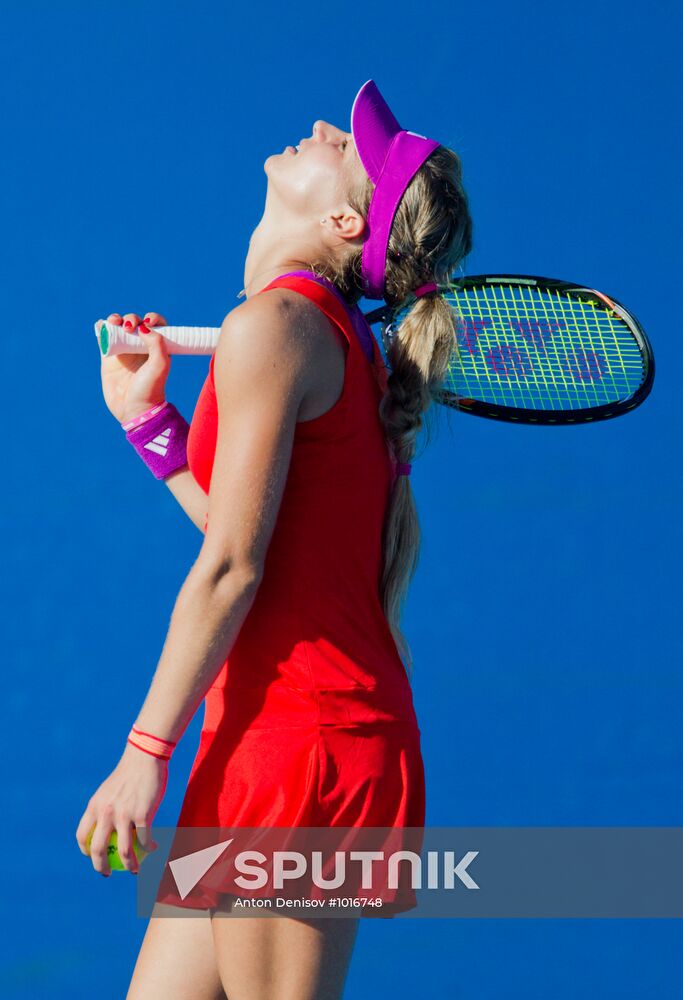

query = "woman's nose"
(312, 120), (342, 142)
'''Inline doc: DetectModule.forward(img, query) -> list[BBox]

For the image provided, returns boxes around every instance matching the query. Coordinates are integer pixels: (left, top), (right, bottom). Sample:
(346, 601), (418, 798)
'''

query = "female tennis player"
(77, 79), (472, 999)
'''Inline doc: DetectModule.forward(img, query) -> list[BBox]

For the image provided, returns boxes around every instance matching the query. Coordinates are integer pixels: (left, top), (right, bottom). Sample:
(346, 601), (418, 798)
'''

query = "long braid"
(310, 144), (473, 674)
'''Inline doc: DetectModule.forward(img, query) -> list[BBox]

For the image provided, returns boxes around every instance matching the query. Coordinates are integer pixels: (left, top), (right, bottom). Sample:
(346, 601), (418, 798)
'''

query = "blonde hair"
(309, 145), (473, 675)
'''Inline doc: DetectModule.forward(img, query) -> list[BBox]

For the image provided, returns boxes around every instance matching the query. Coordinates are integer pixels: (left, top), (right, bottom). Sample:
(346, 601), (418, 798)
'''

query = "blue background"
(1, 0), (681, 996)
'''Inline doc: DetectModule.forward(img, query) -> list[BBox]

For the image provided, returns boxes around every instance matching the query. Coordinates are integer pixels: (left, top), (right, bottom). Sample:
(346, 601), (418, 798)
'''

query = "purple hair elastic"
(125, 401), (190, 480)
(395, 462), (412, 476)
(413, 282), (438, 298)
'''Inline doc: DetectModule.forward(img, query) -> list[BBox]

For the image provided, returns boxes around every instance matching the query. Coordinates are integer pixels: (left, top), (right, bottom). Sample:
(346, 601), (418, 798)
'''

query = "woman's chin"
(264, 150), (285, 172)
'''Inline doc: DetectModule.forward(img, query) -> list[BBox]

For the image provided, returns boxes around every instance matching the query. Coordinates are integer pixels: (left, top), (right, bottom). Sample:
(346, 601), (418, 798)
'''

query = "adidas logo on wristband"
(144, 427), (173, 457)
(126, 402), (190, 480)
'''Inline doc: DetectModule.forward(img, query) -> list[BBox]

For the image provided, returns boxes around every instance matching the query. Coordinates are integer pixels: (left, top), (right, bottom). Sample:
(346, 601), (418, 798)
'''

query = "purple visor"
(351, 80), (440, 301)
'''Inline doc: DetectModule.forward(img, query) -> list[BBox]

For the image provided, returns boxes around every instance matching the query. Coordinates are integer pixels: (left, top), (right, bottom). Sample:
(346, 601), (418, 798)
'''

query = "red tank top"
(187, 273), (418, 730)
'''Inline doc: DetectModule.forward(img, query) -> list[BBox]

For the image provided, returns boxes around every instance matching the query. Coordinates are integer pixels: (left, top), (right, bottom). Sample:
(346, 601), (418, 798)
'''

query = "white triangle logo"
(168, 838), (234, 900)
(144, 427), (172, 456)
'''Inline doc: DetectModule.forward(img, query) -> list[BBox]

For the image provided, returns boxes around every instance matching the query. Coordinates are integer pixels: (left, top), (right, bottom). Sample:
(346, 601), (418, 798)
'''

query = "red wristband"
(127, 725), (177, 760)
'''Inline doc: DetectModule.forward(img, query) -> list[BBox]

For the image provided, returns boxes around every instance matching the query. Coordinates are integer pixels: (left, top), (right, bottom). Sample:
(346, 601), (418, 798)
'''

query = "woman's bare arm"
(164, 465), (208, 534)
(131, 290), (317, 742)
(160, 287), (337, 537)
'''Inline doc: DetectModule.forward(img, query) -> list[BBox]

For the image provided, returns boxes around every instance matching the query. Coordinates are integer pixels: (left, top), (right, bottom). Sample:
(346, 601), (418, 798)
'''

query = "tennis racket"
(94, 273), (654, 425)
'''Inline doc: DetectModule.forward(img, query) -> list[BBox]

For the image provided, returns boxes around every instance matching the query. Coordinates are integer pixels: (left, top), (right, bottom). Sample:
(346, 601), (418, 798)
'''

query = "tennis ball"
(86, 826), (148, 871)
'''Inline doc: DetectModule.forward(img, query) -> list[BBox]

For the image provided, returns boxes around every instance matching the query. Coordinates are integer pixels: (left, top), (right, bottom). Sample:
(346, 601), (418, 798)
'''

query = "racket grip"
(94, 320), (221, 357)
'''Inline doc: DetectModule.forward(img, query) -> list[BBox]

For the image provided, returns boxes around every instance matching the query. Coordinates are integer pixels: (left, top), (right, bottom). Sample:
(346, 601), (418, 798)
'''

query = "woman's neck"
(241, 219), (318, 299)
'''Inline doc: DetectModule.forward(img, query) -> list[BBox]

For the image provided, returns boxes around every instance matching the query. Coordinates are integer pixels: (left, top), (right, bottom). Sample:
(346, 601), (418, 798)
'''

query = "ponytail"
(309, 144), (473, 675)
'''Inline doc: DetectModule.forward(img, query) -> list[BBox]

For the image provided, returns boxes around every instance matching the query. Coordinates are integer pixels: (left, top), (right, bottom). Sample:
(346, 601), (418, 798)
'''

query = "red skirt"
(155, 685), (426, 916)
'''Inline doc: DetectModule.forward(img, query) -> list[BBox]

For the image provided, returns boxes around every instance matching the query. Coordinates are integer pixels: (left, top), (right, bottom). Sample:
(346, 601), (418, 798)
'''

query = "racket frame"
(363, 273), (655, 424)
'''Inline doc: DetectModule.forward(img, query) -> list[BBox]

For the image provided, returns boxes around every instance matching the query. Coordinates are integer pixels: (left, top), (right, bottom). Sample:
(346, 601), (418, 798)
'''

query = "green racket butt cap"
(99, 322), (110, 356)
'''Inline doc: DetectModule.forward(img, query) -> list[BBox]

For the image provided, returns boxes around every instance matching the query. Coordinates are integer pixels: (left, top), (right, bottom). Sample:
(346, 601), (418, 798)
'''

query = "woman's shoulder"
(222, 283), (333, 327)
(214, 290), (312, 362)
(220, 284), (351, 359)
(210, 288), (347, 413)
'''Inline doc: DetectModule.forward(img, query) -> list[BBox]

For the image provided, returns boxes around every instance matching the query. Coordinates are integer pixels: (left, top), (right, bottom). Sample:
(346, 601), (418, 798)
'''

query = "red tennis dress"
(156, 272), (426, 915)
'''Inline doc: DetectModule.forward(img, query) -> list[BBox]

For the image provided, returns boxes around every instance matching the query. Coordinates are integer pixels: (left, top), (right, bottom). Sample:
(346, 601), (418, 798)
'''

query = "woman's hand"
(75, 742), (168, 875)
(99, 310), (171, 425)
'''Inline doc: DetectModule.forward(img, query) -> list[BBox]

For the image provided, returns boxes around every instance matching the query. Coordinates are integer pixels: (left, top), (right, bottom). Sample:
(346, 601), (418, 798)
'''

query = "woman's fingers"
(88, 805), (115, 876)
(106, 311), (166, 332)
(123, 312), (142, 332)
(133, 820), (158, 855)
(143, 312), (167, 328)
(75, 803), (98, 855)
(115, 817), (139, 874)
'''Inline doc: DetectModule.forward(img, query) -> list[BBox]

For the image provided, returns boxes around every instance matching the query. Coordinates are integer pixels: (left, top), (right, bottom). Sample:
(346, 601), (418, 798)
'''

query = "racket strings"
(437, 285), (644, 411)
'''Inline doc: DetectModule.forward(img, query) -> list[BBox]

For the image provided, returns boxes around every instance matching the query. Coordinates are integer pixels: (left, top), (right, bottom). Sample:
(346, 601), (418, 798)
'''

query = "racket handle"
(94, 320), (221, 357)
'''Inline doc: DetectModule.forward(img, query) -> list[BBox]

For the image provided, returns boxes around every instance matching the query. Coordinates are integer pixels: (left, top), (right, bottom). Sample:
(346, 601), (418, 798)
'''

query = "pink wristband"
(127, 725), (177, 761)
(122, 401), (168, 432)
